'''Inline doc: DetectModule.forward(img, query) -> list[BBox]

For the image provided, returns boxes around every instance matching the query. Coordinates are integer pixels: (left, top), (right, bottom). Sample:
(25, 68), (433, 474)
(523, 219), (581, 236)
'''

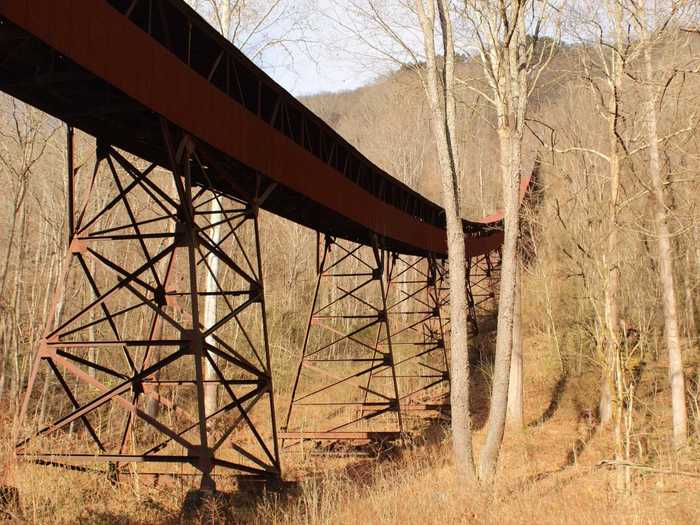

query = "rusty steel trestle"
(280, 236), (476, 447)
(16, 122), (280, 490)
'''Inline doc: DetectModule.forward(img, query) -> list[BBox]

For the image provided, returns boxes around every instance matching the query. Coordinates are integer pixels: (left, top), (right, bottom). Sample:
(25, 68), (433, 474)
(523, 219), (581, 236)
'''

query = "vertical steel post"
(282, 234), (329, 439)
(372, 241), (403, 435)
(66, 124), (74, 239)
(252, 207), (281, 471)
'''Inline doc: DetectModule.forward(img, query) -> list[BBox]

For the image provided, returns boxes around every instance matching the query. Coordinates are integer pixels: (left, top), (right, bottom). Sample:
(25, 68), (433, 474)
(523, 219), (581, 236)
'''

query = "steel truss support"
(437, 250), (502, 339)
(16, 122), (280, 490)
(468, 251), (502, 319)
(281, 235), (404, 445)
(367, 254), (451, 416)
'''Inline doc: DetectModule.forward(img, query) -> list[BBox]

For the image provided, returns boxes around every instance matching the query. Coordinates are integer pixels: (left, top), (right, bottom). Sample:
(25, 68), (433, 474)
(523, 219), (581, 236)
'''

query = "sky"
(188, 0), (410, 97)
(259, 44), (381, 97)
(241, 1), (388, 96)
(191, 0), (582, 97)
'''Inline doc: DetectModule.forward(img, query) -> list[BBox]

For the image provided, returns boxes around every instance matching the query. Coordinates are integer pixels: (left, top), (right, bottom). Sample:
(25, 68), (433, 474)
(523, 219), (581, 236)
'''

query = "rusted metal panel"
(33, 1), (53, 48)
(467, 232), (503, 257)
(86, 2), (110, 83)
(51, 0), (72, 54)
(0, 0), (28, 27)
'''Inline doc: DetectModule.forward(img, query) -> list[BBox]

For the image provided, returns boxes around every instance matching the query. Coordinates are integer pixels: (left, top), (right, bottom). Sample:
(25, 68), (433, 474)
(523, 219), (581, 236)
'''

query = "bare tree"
(307, 0), (478, 477)
(633, 0), (697, 449)
(559, 0), (697, 450)
(414, 0), (476, 478)
(321, 0), (557, 481)
(460, 0), (559, 483)
(555, 1), (630, 428)
(0, 100), (57, 407)
(506, 263), (523, 427)
(192, 0), (231, 418)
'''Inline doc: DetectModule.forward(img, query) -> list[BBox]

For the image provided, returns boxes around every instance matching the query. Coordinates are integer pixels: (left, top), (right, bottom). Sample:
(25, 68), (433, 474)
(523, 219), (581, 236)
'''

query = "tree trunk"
(684, 252), (696, 342)
(202, 0), (232, 420)
(643, 44), (687, 449)
(0, 186), (26, 298)
(0, 318), (6, 401)
(600, 194), (620, 426)
(416, 0), (475, 478)
(9, 204), (28, 404)
(478, 128), (521, 483)
(599, 4), (624, 425)
(204, 196), (222, 417)
(507, 263), (523, 428)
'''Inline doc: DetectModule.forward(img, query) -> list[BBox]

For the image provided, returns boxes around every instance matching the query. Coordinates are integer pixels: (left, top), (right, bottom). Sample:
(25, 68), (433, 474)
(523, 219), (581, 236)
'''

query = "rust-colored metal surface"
(368, 254), (451, 414)
(278, 431), (400, 441)
(281, 240), (501, 451)
(16, 126), (281, 491)
(281, 236), (404, 449)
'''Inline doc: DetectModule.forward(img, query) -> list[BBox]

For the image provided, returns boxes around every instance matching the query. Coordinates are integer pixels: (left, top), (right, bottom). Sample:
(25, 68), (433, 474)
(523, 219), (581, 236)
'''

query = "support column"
(16, 123), (280, 488)
(378, 254), (451, 416)
(281, 235), (403, 447)
(434, 257), (480, 337)
(469, 251), (501, 320)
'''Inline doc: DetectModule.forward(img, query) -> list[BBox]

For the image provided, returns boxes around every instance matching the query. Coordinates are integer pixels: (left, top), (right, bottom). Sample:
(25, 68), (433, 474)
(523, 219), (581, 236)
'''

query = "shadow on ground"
(469, 314), (498, 430)
(529, 365), (570, 428)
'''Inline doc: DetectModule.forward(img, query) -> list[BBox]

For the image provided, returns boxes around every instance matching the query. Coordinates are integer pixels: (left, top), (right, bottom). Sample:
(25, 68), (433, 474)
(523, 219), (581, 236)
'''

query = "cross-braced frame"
(469, 251), (501, 319)
(16, 123), (280, 491)
(367, 254), (451, 417)
(281, 235), (404, 445)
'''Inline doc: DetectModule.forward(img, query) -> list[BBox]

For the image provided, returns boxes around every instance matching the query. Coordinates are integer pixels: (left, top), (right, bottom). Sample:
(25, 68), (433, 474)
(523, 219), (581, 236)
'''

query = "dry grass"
(5, 429), (699, 524)
(2, 333), (699, 524)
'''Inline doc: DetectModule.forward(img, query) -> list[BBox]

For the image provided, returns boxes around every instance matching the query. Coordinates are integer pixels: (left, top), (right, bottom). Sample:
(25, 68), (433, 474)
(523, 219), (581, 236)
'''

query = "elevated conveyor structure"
(0, 0), (533, 490)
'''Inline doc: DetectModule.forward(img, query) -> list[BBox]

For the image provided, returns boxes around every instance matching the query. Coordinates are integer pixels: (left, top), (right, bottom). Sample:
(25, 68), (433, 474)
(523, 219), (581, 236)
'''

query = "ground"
(2, 331), (699, 524)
